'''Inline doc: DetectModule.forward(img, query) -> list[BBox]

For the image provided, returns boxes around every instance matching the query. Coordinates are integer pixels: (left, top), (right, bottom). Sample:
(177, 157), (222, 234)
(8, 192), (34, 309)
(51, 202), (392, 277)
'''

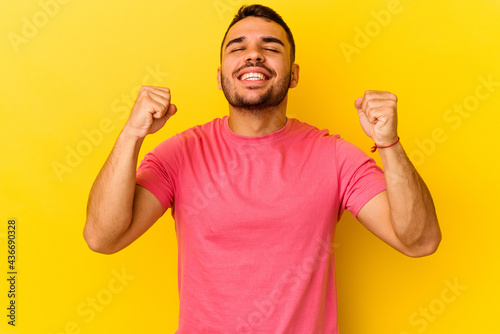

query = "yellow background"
(1, 0), (499, 333)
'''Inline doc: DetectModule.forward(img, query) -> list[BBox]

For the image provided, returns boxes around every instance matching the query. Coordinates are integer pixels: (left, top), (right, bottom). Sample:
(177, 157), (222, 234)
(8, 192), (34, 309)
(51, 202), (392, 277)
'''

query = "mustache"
(234, 62), (274, 77)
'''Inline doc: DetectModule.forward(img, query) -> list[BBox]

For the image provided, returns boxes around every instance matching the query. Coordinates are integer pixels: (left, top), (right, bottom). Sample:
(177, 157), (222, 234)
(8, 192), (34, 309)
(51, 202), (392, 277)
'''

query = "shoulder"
(143, 118), (223, 166)
(156, 117), (223, 147)
(288, 118), (373, 162)
(288, 118), (331, 137)
(287, 118), (348, 148)
(173, 117), (224, 141)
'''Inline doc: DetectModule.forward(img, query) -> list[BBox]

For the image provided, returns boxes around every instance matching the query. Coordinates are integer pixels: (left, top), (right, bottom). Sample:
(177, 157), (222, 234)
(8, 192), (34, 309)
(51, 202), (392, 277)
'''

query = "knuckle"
(365, 99), (375, 109)
(138, 88), (150, 99)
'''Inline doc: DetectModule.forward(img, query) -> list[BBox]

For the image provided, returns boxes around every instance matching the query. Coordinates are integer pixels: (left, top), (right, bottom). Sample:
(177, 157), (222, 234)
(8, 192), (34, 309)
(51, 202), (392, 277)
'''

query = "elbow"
(402, 230), (442, 258)
(84, 239), (118, 255)
(404, 240), (440, 258)
(83, 222), (120, 255)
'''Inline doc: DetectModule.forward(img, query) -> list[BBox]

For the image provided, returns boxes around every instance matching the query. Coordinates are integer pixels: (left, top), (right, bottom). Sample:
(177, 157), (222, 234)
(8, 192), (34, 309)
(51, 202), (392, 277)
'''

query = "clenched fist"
(355, 90), (399, 148)
(123, 86), (177, 139)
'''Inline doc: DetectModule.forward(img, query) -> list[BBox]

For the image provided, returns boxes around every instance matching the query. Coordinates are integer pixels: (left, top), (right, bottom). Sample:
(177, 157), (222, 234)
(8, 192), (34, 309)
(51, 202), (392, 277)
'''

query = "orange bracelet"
(371, 137), (400, 153)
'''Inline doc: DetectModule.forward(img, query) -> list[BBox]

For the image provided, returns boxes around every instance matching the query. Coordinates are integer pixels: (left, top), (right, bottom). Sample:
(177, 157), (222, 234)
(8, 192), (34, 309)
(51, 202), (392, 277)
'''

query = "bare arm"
(354, 91), (441, 257)
(83, 86), (177, 254)
(357, 143), (441, 257)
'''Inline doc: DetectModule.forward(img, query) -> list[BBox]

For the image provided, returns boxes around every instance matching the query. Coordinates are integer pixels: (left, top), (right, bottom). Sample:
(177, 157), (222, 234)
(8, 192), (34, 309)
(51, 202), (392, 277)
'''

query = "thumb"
(354, 97), (363, 111)
(161, 103), (177, 122)
(167, 103), (177, 118)
(154, 103), (177, 122)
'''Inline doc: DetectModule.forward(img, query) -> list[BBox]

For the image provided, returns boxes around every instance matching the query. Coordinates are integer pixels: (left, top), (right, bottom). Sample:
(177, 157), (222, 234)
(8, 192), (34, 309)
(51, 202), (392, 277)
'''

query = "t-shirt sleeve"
(136, 136), (181, 212)
(335, 136), (386, 218)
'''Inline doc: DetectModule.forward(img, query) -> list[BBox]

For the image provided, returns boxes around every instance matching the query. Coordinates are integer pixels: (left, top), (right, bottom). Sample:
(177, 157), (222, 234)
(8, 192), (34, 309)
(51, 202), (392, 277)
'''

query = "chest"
(173, 140), (339, 244)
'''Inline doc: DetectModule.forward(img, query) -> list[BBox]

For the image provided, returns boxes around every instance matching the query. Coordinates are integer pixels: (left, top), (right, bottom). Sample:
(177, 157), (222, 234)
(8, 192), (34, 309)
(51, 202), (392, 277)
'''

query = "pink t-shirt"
(136, 116), (386, 333)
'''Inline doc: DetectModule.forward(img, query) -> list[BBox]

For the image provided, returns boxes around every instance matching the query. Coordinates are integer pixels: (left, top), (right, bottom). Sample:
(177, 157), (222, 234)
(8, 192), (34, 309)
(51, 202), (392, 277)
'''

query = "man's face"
(218, 16), (299, 112)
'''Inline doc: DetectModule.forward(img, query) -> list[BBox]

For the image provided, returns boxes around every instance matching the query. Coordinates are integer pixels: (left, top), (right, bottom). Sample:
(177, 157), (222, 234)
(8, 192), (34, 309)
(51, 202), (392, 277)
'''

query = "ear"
(217, 67), (222, 90)
(289, 63), (300, 89)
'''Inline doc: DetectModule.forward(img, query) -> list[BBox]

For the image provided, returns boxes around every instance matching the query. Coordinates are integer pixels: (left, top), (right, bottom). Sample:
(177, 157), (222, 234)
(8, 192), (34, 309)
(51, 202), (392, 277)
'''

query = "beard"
(220, 65), (292, 115)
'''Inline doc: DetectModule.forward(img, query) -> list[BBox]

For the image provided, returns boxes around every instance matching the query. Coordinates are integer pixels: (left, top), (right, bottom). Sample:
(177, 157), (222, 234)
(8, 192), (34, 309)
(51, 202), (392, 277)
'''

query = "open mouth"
(238, 72), (270, 81)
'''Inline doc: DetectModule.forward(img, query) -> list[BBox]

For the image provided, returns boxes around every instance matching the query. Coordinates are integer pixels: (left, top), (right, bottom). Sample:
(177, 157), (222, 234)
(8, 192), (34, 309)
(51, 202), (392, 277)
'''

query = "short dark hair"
(220, 4), (296, 63)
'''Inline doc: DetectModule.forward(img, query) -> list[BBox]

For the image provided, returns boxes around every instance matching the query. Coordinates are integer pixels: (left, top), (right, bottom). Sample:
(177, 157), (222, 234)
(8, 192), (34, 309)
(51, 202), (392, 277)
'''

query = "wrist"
(121, 124), (147, 142)
(371, 136), (400, 153)
(118, 127), (146, 153)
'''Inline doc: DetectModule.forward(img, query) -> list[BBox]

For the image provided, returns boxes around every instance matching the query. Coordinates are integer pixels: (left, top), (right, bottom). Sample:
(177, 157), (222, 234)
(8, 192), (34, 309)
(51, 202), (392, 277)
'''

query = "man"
(84, 4), (441, 333)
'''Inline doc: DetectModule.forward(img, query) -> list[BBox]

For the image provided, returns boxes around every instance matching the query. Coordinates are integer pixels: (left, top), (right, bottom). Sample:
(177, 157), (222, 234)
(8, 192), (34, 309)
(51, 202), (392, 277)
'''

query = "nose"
(245, 46), (265, 63)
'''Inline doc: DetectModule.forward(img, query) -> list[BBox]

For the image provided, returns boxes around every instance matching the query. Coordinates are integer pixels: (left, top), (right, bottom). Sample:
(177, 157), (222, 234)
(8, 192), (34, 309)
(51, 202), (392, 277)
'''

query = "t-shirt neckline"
(221, 115), (293, 143)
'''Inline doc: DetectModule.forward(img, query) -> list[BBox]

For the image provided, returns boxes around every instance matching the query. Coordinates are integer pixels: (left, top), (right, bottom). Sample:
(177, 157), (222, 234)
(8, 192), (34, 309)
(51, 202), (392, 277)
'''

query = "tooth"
(241, 73), (265, 80)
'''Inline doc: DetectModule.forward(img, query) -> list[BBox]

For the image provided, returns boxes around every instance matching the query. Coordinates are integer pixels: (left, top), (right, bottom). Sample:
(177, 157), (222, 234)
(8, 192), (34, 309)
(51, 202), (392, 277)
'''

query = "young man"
(84, 4), (441, 333)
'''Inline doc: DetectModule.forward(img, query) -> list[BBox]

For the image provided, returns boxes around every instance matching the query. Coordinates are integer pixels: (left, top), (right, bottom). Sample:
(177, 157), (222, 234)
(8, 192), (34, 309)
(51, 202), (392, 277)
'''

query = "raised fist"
(123, 86), (177, 139)
(355, 90), (398, 147)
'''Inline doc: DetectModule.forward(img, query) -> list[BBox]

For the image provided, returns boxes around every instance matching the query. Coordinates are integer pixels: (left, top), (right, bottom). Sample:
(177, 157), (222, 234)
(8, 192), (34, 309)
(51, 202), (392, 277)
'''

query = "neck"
(227, 101), (288, 137)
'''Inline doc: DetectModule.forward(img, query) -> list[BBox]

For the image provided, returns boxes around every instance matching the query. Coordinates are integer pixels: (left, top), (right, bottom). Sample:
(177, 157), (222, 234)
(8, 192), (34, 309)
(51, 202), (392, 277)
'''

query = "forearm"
(83, 129), (144, 251)
(378, 142), (441, 254)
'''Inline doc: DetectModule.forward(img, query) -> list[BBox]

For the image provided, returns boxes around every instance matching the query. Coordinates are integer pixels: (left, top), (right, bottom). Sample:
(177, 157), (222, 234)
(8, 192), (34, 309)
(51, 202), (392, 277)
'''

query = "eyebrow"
(262, 36), (285, 47)
(225, 36), (246, 50)
(225, 36), (285, 50)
